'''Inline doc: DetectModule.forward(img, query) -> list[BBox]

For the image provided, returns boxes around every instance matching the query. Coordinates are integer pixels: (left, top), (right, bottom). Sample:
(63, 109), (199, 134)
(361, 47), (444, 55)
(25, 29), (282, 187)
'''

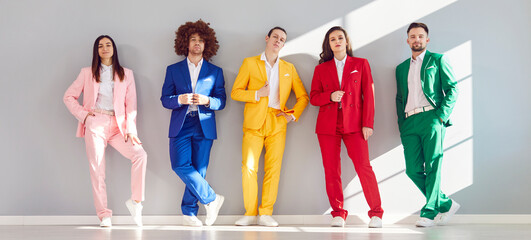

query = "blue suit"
(161, 59), (226, 216)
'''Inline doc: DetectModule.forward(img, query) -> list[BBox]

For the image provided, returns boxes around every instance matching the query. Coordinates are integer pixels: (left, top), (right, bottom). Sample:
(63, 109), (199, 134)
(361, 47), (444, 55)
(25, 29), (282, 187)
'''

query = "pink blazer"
(63, 67), (138, 138)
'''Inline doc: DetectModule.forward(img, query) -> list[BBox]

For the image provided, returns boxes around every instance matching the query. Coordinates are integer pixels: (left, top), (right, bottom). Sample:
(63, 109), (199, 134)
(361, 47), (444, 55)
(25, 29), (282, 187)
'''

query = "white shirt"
(260, 52), (280, 109)
(404, 50), (431, 113)
(334, 56), (346, 87)
(95, 64), (114, 111)
(186, 57), (203, 112)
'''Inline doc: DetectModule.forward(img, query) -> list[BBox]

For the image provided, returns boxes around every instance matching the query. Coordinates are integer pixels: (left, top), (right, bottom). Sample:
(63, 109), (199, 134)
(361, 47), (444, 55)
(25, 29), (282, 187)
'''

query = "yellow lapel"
(278, 59), (291, 108)
(257, 56), (267, 84)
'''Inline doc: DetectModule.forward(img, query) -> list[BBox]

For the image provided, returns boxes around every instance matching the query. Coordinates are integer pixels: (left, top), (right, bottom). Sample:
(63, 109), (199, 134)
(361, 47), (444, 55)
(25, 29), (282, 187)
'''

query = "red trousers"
(317, 111), (383, 220)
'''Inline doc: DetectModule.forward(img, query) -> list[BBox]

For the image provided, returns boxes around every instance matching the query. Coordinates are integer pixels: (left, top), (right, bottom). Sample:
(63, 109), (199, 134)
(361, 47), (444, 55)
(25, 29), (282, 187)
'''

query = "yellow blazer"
(231, 55), (309, 130)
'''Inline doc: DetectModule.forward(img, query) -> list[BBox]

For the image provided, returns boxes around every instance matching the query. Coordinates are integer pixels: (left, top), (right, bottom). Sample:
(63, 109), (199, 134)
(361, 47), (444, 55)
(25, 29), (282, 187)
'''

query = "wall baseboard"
(1, 215), (530, 226)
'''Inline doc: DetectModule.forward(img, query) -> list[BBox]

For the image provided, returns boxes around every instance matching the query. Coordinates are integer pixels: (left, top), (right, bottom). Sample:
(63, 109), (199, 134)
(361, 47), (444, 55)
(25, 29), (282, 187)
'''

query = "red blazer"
(310, 56), (375, 135)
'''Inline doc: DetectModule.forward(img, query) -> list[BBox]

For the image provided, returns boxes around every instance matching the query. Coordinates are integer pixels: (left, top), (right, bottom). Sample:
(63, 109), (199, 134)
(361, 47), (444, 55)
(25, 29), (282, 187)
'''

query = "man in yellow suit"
(231, 26), (309, 227)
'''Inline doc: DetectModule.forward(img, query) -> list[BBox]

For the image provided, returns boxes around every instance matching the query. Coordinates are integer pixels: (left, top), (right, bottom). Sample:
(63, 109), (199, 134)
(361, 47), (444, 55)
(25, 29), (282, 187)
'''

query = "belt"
(186, 111), (199, 118)
(405, 105), (434, 118)
(93, 109), (115, 116)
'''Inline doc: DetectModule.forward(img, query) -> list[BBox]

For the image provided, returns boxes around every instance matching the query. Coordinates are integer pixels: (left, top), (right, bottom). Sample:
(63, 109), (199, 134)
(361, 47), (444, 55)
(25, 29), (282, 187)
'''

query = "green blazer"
(395, 50), (458, 128)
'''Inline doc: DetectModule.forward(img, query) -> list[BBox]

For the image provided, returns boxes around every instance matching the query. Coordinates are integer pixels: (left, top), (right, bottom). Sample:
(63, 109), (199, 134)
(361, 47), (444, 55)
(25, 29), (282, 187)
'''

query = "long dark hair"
(319, 26), (353, 64)
(91, 35), (124, 82)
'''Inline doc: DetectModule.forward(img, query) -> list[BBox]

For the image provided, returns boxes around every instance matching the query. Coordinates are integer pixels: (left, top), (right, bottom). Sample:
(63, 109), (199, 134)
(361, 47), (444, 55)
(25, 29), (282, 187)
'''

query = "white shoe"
(330, 216), (345, 227)
(125, 199), (143, 227)
(415, 217), (436, 227)
(436, 200), (461, 225)
(258, 215), (279, 227)
(100, 217), (112, 227)
(183, 215), (203, 227)
(204, 194), (224, 226)
(368, 216), (382, 228)
(235, 216), (258, 226)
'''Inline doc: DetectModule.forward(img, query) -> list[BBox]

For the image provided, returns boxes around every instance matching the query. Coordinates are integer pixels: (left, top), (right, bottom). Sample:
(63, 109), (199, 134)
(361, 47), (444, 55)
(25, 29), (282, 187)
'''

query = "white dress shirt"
(334, 56), (346, 87)
(404, 50), (431, 113)
(186, 57), (203, 112)
(260, 52), (280, 109)
(95, 64), (114, 111)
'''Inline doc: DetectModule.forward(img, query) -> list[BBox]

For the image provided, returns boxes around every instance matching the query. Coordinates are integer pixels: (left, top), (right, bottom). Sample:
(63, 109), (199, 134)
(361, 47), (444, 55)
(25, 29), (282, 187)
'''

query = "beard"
(411, 44), (425, 52)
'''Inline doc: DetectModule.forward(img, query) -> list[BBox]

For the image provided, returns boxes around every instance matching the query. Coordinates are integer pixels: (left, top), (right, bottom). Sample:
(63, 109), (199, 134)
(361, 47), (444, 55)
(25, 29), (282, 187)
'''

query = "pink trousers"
(84, 112), (147, 220)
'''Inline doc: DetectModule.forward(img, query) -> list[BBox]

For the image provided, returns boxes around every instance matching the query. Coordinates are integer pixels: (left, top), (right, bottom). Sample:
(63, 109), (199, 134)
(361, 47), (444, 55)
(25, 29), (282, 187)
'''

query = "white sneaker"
(436, 200), (461, 225)
(100, 217), (112, 227)
(183, 215), (203, 227)
(125, 199), (143, 227)
(204, 194), (224, 226)
(330, 216), (345, 227)
(368, 216), (382, 228)
(258, 215), (279, 227)
(415, 217), (436, 227)
(235, 215), (258, 226)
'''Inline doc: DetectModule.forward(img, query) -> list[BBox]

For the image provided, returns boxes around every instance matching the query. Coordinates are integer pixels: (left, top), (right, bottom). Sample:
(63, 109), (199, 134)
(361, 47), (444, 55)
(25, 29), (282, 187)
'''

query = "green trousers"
(399, 110), (452, 219)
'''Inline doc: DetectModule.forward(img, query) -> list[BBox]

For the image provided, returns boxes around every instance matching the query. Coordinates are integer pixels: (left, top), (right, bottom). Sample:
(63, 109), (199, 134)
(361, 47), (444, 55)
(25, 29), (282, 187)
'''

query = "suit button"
(355, 81), (358, 83)
(350, 104), (353, 107)
(349, 92), (352, 95)
(328, 106), (331, 109)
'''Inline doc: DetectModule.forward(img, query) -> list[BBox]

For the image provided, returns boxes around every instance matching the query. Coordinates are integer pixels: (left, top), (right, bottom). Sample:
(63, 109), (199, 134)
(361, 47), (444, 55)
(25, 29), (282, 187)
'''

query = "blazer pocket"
(426, 65), (437, 76)
(350, 73), (361, 85)
(426, 65), (437, 71)
(83, 115), (94, 129)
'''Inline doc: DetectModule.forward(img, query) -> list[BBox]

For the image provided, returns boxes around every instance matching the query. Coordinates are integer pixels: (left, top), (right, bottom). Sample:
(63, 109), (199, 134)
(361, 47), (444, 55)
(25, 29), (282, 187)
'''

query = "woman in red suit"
(310, 26), (383, 228)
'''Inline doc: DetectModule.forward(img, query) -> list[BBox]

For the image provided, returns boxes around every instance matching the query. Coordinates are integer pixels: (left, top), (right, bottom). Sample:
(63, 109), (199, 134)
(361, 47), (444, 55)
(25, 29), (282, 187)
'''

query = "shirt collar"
(100, 64), (112, 72)
(334, 56), (346, 67)
(261, 52), (279, 68)
(187, 57), (203, 68)
(411, 50), (427, 63)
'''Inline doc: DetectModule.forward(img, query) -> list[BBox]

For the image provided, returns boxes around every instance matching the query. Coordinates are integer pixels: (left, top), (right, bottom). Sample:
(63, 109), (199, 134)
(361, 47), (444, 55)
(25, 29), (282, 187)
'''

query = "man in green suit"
(395, 22), (460, 227)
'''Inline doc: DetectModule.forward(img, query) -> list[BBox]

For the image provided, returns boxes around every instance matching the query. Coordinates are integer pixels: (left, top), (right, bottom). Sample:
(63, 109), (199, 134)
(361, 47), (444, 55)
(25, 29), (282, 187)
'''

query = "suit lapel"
(326, 60), (341, 90)
(400, 60), (411, 107)
(257, 57), (267, 83)
(420, 50), (432, 88)
(196, 60), (210, 93)
(278, 60), (290, 106)
(92, 76), (100, 107)
(112, 73), (120, 108)
(178, 60), (193, 92)
(341, 56), (354, 90)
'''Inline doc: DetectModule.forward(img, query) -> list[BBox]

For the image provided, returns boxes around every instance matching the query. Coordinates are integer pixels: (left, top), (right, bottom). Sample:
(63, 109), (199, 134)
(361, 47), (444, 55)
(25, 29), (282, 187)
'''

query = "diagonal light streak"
(281, 0), (458, 57)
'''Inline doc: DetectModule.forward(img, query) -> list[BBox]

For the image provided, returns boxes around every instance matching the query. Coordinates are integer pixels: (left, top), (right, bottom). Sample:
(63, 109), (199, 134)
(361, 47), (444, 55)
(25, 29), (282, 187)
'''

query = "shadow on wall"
(276, 0), (474, 222)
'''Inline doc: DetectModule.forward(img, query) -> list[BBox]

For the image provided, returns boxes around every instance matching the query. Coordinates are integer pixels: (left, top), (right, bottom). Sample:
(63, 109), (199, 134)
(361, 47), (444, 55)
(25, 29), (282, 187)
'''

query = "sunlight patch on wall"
(324, 41), (473, 223)
(281, 0), (458, 57)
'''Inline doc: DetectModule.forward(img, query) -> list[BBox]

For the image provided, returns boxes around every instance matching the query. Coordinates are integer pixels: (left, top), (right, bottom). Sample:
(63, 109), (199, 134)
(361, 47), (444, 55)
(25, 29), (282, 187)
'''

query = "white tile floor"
(1, 224), (530, 240)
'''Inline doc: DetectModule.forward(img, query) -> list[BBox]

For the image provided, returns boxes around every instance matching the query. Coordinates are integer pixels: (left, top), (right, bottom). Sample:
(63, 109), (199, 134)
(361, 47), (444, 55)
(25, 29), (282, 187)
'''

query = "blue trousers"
(169, 115), (216, 216)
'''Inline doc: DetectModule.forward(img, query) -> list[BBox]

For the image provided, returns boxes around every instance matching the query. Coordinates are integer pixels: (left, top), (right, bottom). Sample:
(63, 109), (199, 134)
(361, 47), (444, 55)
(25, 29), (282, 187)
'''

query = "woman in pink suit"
(310, 26), (383, 228)
(63, 35), (147, 227)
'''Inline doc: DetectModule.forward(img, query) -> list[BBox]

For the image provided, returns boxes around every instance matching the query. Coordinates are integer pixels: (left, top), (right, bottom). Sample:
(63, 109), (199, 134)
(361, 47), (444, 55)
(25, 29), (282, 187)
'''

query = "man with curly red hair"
(161, 19), (226, 227)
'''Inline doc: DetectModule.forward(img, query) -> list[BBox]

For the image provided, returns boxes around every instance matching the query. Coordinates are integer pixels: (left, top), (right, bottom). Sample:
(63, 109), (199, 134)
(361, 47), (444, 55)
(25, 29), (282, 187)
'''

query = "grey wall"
(1, 0), (530, 217)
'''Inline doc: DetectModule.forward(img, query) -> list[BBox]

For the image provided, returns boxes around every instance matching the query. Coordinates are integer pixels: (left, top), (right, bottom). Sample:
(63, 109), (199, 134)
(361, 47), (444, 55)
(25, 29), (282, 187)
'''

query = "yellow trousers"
(242, 108), (287, 216)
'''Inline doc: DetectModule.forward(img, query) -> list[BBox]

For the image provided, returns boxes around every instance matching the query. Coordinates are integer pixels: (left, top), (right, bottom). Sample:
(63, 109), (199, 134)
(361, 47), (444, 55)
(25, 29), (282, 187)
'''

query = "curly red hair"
(174, 19), (219, 61)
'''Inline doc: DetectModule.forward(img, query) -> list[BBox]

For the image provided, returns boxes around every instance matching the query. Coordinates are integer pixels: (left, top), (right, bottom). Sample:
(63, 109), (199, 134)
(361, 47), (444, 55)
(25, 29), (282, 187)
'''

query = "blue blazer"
(161, 59), (226, 139)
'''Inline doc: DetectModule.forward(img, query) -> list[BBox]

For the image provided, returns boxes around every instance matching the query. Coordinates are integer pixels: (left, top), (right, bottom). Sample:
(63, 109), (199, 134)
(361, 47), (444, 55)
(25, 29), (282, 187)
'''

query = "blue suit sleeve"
(161, 66), (184, 110)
